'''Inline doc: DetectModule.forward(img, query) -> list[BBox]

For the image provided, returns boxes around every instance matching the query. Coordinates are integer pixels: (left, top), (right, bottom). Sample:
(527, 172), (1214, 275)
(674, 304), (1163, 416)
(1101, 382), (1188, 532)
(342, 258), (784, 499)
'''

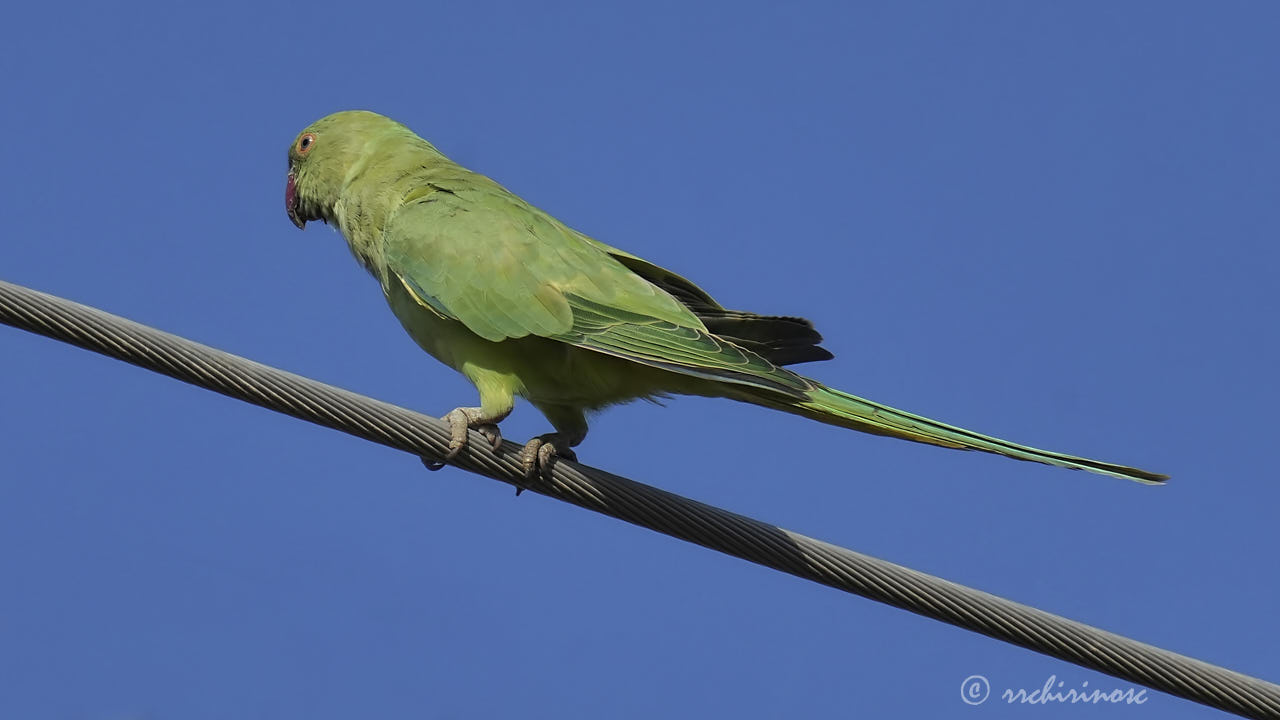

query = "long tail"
(743, 383), (1168, 484)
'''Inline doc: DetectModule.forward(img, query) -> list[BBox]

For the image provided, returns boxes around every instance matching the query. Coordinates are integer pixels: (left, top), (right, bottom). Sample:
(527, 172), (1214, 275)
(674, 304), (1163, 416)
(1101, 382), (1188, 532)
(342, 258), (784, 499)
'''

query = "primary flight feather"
(285, 110), (1166, 484)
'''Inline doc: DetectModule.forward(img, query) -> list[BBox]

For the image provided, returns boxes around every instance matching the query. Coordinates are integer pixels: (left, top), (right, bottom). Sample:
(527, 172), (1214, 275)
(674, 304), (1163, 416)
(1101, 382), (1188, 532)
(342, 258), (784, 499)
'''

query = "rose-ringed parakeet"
(285, 110), (1165, 484)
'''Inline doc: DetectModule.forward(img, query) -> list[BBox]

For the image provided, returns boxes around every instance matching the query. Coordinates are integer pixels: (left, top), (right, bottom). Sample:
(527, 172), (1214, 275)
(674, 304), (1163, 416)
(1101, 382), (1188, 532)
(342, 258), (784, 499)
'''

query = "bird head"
(285, 110), (405, 229)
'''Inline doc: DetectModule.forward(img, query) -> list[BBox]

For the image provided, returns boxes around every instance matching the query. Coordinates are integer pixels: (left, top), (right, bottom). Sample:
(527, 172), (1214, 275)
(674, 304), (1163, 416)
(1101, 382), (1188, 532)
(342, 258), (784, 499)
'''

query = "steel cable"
(2, 277), (1276, 719)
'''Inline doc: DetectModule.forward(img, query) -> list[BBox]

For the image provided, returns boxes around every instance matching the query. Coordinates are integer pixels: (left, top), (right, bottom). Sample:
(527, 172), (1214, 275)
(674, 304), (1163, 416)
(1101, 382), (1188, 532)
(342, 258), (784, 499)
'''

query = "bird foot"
(519, 433), (578, 482)
(421, 406), (506, 471)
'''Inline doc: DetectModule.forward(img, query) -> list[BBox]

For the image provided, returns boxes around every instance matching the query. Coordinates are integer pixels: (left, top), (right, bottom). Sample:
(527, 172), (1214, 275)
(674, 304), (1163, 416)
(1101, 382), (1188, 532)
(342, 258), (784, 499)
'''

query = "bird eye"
(297, 133), (316, 155)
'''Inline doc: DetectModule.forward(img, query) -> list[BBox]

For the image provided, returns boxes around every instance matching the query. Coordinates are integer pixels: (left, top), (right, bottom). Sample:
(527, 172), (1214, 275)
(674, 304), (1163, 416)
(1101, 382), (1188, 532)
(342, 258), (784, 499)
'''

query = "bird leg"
(518, 405), (589, 481)
(519, 430), (585, 480)
(421, 406), (509, 471)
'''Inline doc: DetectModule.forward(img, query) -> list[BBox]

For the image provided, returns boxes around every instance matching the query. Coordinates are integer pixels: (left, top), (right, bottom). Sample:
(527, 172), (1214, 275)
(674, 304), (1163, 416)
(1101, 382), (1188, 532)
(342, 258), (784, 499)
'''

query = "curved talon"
(477, 424), (503, 452)
(443, 408), (472, 459)
(537, 443), (559, 479)
(519, 439), (541, 478)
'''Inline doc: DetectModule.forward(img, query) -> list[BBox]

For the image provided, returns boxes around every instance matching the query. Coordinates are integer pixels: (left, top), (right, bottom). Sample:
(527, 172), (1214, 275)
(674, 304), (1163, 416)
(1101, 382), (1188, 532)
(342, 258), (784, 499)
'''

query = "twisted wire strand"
(2, 278), (1276, 719)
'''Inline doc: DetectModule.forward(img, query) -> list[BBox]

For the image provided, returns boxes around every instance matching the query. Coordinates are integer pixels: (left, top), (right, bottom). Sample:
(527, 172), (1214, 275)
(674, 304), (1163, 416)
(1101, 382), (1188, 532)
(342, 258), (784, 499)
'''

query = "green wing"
(577, 232), (834, 366)
(383, 183), (810, 398)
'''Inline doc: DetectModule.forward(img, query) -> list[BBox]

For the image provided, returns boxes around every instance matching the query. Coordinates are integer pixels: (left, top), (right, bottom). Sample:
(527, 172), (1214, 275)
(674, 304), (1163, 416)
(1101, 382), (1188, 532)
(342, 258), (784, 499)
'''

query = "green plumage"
(285, 110), (1166, 484)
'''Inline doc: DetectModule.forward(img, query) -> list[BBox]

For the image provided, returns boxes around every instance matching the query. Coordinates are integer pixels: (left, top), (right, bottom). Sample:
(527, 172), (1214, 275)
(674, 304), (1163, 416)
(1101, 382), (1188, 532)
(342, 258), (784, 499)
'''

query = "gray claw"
(443, 408), (471, 460)
(477, 424), (503, 452)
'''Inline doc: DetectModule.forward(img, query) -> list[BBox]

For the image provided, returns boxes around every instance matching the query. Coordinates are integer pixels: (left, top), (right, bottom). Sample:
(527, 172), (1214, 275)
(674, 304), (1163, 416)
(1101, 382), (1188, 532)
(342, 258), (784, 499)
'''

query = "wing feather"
(384, 183), (810, 397)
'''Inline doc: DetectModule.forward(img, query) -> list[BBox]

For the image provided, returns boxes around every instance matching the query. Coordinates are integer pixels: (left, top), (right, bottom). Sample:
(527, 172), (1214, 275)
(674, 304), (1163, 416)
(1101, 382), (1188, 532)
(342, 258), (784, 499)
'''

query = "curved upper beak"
(285, 171), (305, 229)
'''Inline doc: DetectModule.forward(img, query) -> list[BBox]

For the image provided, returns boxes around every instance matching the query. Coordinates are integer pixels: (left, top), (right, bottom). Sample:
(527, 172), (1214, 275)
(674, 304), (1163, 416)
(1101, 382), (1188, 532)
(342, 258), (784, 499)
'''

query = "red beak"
(286, 171), (305, 229)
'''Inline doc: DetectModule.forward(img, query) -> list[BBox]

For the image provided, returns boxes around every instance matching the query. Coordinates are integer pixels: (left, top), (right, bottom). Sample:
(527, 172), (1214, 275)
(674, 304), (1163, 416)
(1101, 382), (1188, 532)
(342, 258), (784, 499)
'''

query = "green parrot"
(285, 110), (1166, 484)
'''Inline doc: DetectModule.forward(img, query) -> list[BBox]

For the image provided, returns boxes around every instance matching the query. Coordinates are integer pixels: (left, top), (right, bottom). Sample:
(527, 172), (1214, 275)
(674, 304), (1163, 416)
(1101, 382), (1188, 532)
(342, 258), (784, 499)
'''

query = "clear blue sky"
(1, 2), (1276, 718)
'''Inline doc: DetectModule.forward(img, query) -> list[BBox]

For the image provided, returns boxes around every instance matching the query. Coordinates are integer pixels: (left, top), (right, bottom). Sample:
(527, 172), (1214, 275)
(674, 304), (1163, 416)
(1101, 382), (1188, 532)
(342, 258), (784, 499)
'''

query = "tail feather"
(752, 384), (1168, 484)
(699, 311), (835, 367)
